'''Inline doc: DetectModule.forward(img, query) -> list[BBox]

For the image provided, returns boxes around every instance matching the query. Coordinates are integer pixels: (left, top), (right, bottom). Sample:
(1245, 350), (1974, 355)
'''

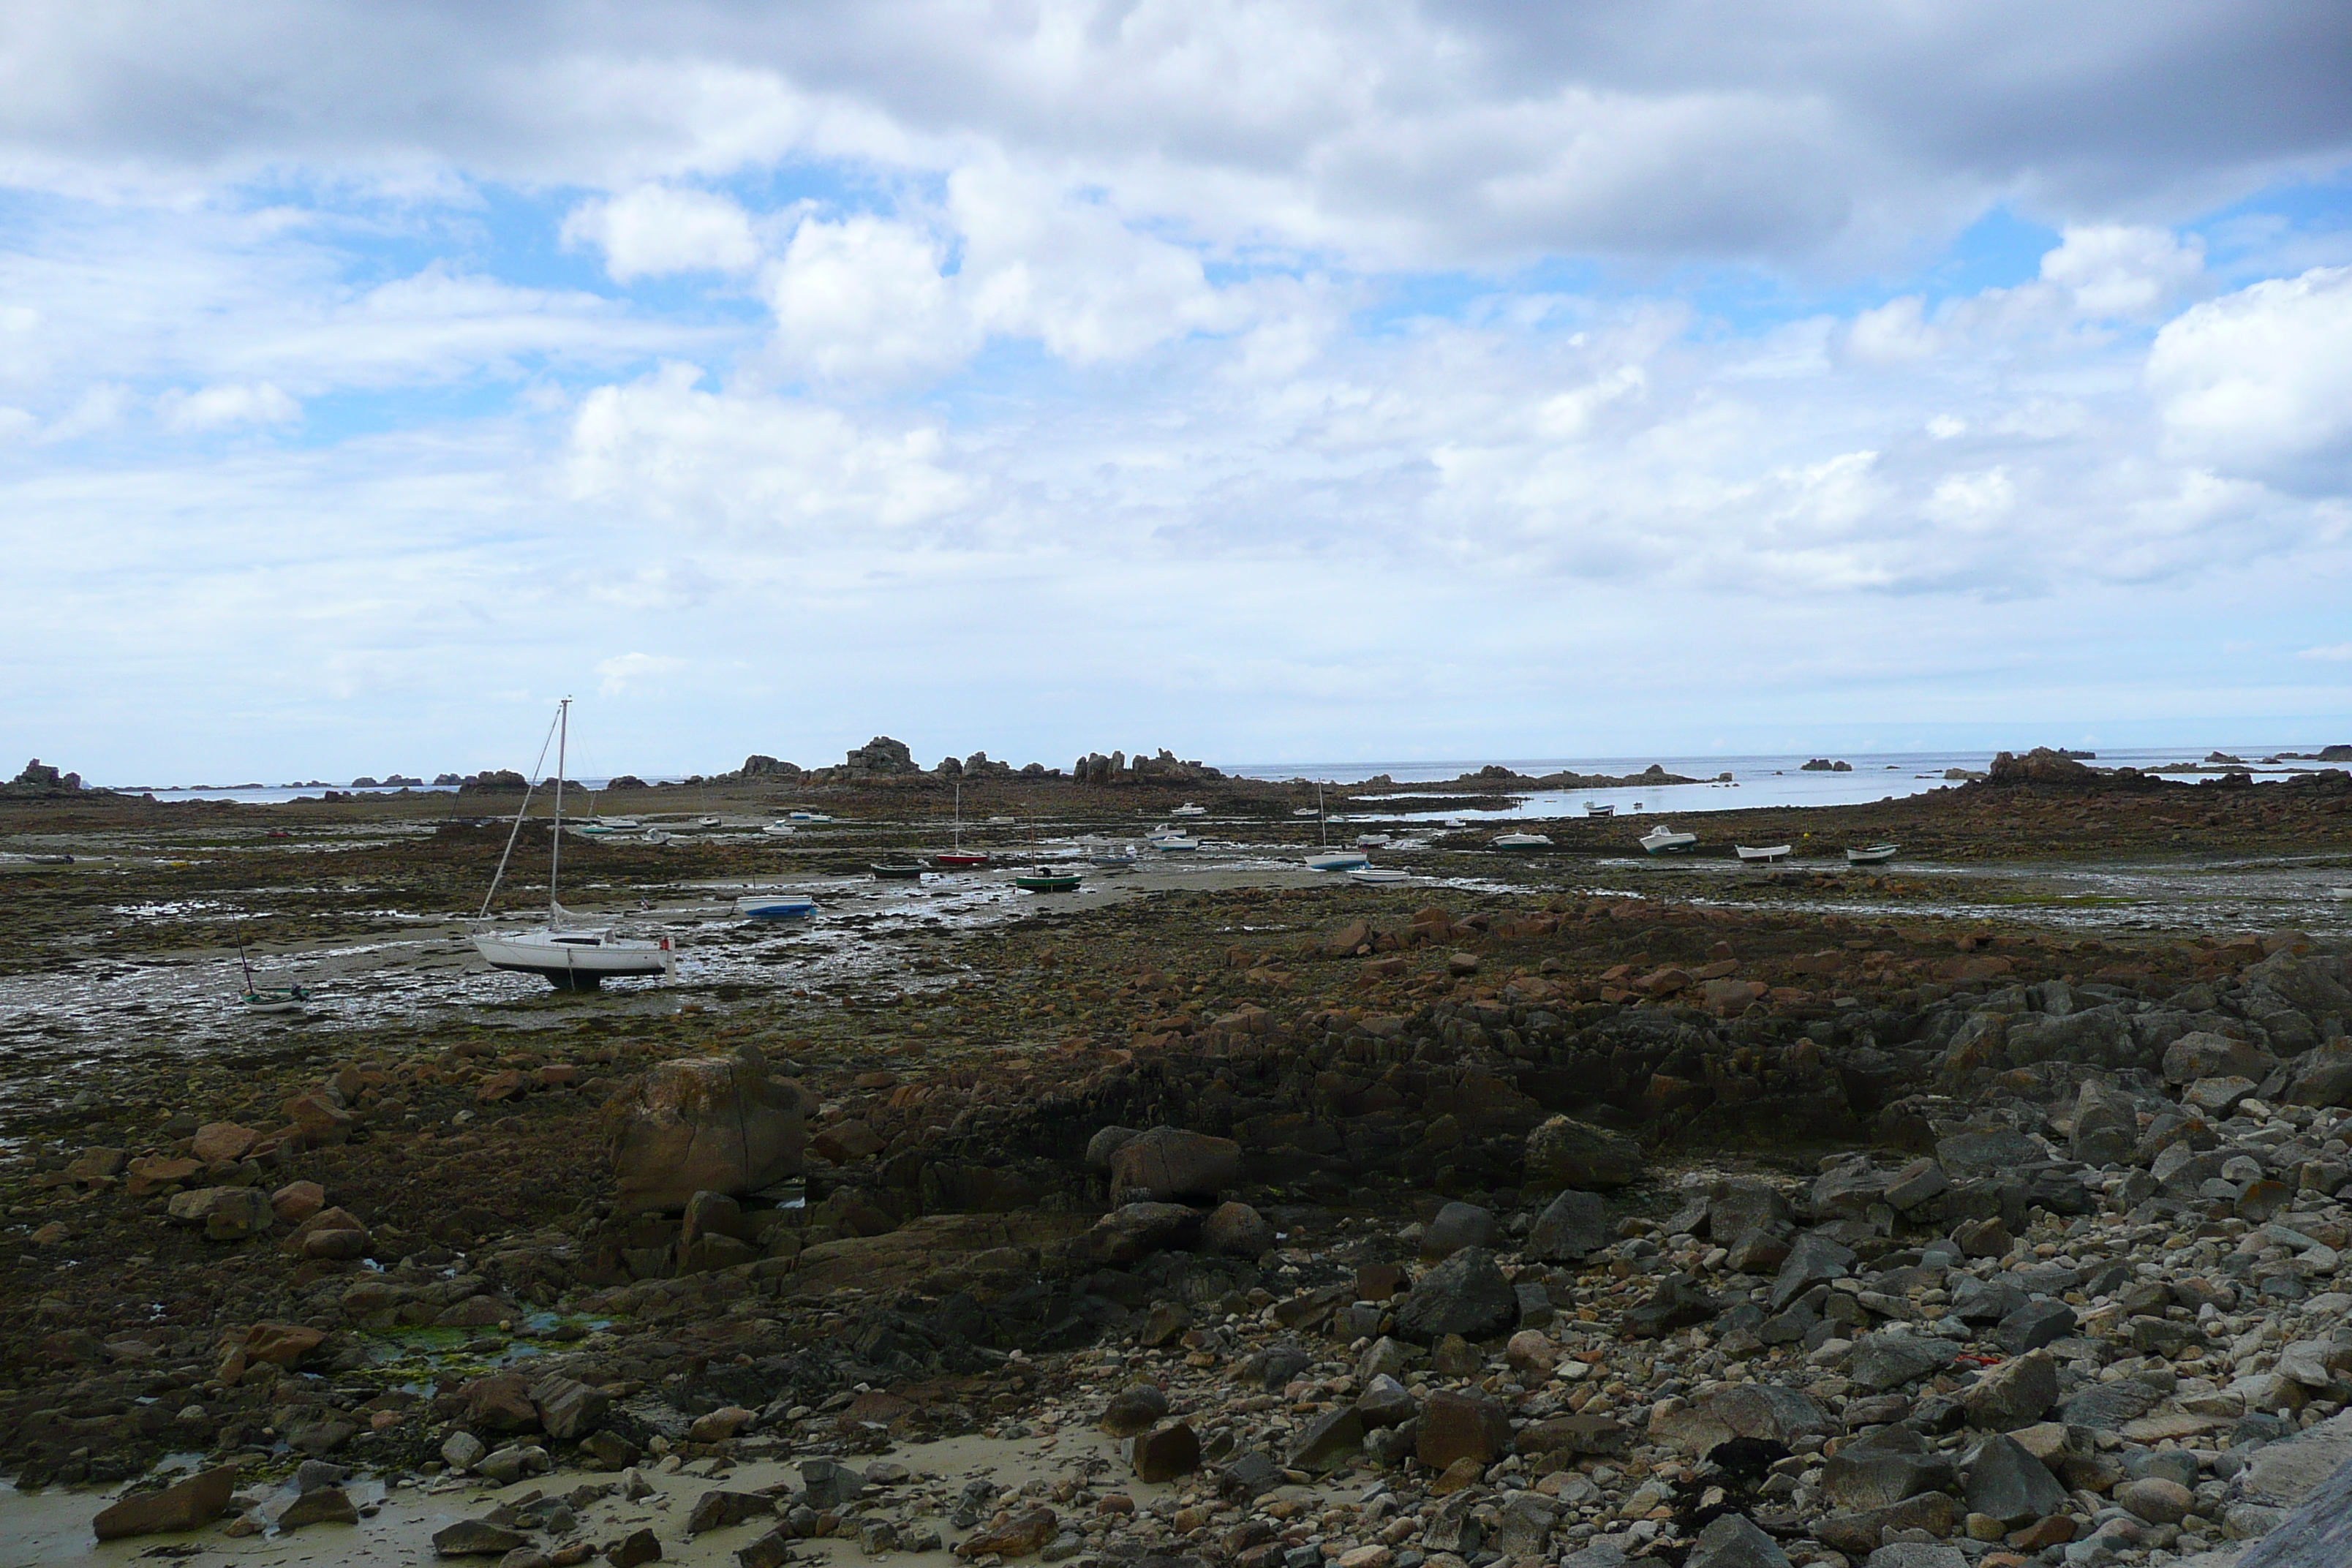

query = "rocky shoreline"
(2, 764), (2351, 1567)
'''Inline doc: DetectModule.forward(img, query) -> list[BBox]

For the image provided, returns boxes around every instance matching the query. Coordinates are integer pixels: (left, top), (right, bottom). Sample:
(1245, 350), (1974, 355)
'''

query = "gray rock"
(1685, 1512), (1790, 1568)
(2164, 1031), (2280, 1085)
(1771, 1231), (1856, 1311)
(1961, 1349), (2059, 1431)
(1355, 1374), (1417, 1428)
(2242, 1411), (2352, 1506)
(1286, 1406), (1365, 1472)
(1936, 1126), (2039, 1176)
(1524, 1116), (1644, 1190)
(1490, 1495), (1558, 1558)
(1420, 1202), (1493, 1261)
(1392, 1247), (1516, 1343)
(1526, 1188), (1610, 1262)
(1862, 1546), (1967, 1568)
(2059, 1377), (2166, 1432)
(1705, 1177), (1794, 1240)
(1650, 1384), (1830, 1455)
(1821, 1447), (1957, 1510)
(1850, 1333), (1960, 1391)
(440, 1431), (486, 1471)
(1963, 1432), (2068, 1526)
(1995, 1300), (2078, 1355)
(2238, 1432), (2352, 1567)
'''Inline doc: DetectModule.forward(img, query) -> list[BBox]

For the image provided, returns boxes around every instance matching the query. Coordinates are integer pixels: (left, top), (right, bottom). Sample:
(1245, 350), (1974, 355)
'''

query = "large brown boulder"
(604, 1047), (807, 1213)
(1107, 1126), (1242, 1202)
(1524, 1116), (1644, 1191)
(92, 1465), (238, 1539)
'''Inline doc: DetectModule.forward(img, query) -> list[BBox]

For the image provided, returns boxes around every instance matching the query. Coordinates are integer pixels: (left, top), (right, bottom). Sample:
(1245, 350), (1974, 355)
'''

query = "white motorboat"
(1845, 843), (1900, 865)
(764, 821), (798, 836)
(786, 810), (833, 823)
(1150, 834), (1201, 852)
(1347, 867), (1414, 885)
(698, 815), (721, 828)
(472, 698), (676, 990)
(1171, 802), (1208, 818)
(736, 892), (818, 919)
(1735, 844), (1791, 862)
(1354, 833), (1391, 848)
(1639, 826), (1699, 854)
(1585, 802), (1614, 817)
(1493, 832), (1553, 848)
(1292, 807), (1319, 817)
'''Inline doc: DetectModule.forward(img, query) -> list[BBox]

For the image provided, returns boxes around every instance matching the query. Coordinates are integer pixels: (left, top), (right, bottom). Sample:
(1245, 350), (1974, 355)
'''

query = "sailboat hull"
(473, 932), (672, 989)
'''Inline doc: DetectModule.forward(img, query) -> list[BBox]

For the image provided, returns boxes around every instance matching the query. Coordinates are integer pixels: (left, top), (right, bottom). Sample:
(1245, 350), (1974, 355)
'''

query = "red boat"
(931, 850), (991, 868)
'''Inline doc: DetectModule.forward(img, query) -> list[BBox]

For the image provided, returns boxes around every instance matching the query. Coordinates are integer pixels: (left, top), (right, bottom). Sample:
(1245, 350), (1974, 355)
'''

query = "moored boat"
(1846, 843), (1900, 864)
(1170, 802), (1208, 818)
(736, 893), (817, 919)
(870, 861), (927, 880)
(932, 782), (991, 867)
(763, 821), (798, 836)
(1493, 831), (1553, 848)
(472, 699), (676, 990)
(1148, 835), (1200, 853)
(1346, 867), (1414, 885)
(1306, 849), (1371, 871)
(1585, 802), (1614, 817)
(1639, 826), (1699, 854)
(1014, 867), (1081, 892)
(1735, 844), (1791, 862)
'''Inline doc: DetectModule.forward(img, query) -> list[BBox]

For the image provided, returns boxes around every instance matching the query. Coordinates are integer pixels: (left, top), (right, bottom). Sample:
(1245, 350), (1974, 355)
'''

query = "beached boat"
(1354, 833), (1391, 848)
(472, 700), (675, 990)
(25, 853), (73, 865)
(1585, 802), (1614, 817)
(786, 810), (833, 823)
(1735, 844), (1791, 862)
(763, 821), (797, 837)
(641, 829), (672, 845)
(1149, 834), (1200, 853)
(735, 893), (817, 919)
(932, 781), (991, 868)
(1639, 826), (1699, 854)
(1170, 802), (1208, 818)
(1306, 849), (1371, 871)
(1493, 832), (1553, 848)
(238, 946), (309, 1013)
(1090, 848), (1139, 867)
(1014, 867), (1081, 892)
(1347, 867), (1414, 885)
(1846, 843), (1900, 865)
(698, 815), (721, 828)
(870, 861), (927, 880)
(1292, 807), (1319, 817)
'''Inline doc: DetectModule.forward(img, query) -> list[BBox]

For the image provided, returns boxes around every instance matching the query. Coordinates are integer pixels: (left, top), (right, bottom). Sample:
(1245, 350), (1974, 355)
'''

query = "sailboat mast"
(549, 697), (568, 924)
(1318, 781), (1327, 847)
(954, 780), (962, 851)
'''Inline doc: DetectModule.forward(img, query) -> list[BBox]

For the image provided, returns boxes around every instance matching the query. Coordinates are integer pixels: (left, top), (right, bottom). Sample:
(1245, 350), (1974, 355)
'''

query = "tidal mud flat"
(3, 755), (2352, 1568)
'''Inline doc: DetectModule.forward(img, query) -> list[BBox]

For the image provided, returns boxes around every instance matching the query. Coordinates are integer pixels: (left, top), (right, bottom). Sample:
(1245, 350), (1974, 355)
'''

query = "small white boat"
(641, 829), (672, 845)
(986, 815), (1016, 825)
(1493, 832), (1553, 848)
(2333, 887), (2352, 900)
(736, 893), (817, 919)
(1639, 826), (1699, 854)
(1170, 802), (1208, 818)
(1442, 818), (1467, 829)
(786, 810), (832, 823)
(1354, 833), (1390, 848)
(764, 821), (798, 837)
(1846, 843), (1900, 865)
(1292, 807), (1319, 817)
(1306, 850), (1371, 871)
(698, 815), (721, 828)
(1735, 844), (1791, 863)
(1585, 802), (1614, 817)
(1150, 835), (1201, 852)
(1347, 867), (1414, 885)
(1090, 848), (1139, 867)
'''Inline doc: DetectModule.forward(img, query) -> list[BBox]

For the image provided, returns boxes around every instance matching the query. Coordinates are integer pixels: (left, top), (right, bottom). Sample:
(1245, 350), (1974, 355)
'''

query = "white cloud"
(2146, 265), (2352, 488)
(563, 361), (970, 535)
(158, 380), (299, 432)
(2301, 643), (2352, 662)
(562, 185), (761, 282)
(764, 214), (976, 383)
(2038, 225), (2206, 320)
(596, 651), (686, 696)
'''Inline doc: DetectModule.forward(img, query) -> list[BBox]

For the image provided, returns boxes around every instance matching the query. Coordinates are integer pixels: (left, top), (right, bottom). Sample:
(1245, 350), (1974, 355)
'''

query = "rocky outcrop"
(4, 758), (93, 796)
(603, 1047), (808, 1213)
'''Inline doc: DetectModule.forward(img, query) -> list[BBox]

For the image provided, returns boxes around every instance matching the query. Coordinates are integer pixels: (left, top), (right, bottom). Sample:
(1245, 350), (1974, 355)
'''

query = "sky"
(1, 1), (2350, 784)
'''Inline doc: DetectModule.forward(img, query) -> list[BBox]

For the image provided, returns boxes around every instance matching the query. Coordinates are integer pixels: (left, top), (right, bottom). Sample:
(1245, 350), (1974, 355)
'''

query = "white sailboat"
(472, 698), (675, 990)
(1304, 782), (1368, 870)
